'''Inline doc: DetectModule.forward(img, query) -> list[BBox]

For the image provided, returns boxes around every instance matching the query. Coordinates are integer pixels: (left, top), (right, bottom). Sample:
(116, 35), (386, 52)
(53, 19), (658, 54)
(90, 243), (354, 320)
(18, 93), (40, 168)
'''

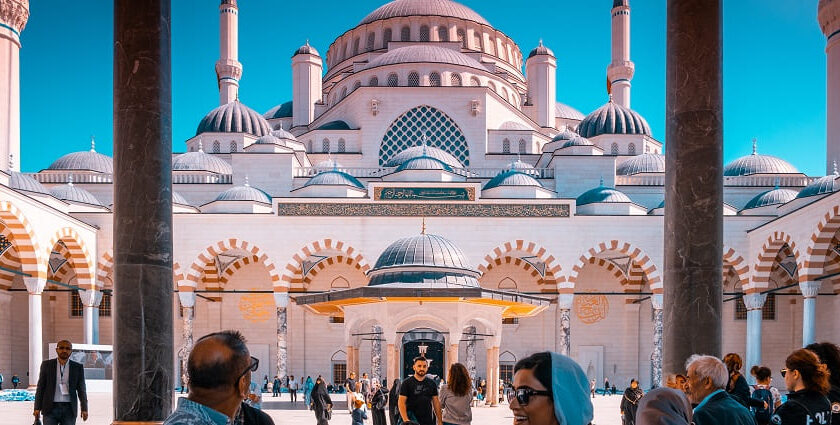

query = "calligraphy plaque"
(374, 187), (475, 201)
(574, 294), (609, 324)
(276, 202), (570, 217)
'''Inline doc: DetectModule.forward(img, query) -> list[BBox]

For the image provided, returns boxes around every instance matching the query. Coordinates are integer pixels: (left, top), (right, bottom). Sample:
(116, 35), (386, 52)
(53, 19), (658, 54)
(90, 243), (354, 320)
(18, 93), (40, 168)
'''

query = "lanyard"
(59, 362), (67, 382)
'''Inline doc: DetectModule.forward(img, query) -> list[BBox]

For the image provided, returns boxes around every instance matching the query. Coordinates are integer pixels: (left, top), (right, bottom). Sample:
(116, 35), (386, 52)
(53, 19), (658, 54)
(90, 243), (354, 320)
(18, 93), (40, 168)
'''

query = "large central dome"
(368, 233), (480, 288)
(360, 0), (490, 26)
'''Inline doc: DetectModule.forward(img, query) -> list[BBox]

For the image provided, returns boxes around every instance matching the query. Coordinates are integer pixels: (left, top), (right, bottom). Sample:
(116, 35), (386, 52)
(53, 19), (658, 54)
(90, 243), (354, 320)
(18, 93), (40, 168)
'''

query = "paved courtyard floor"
(0, 391), (625, 424)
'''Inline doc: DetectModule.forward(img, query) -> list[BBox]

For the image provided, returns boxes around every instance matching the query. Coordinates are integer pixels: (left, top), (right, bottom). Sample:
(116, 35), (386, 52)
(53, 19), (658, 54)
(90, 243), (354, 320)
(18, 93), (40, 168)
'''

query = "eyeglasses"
(234, 356), (259, 385)
(780, 368), (790, 378)
(513, 388), (552, 406)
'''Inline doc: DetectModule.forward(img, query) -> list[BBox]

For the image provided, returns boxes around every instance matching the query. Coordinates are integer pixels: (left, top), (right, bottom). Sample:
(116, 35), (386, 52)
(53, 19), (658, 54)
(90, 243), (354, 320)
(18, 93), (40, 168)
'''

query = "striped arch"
(302, 255), (368, 285)
(803, 204), (840, 284)
(186, 239), (283, 291)
(479, 255), (560, 292)
(723, 246), (749, 289)
(753, 231), (802, 288)
(218, 255), (261, 286)
(478, 240), (564, 283)
(45, 227), (95, 289)
(0, 236), (20, 288)
(280, 239), (370, 286)
(96, 250), (114, 286)
(0, 200), (46, 279)
(586, 256), (630, 287)
(173, 262), (185, 285)
(568, 240), (662, 291)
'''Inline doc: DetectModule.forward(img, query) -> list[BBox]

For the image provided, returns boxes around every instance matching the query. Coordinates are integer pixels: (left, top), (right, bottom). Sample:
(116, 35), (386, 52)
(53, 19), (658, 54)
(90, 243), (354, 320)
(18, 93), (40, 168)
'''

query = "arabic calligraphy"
(374, 187), (475, 201)
(238, 288), (274, 323)
(574, 294), (609, 324)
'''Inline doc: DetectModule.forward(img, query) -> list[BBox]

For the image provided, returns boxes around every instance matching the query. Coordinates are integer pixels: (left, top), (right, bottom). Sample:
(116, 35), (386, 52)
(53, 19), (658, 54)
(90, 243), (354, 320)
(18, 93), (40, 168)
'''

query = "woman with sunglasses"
(509, 352), (593, 425)
(773, 348), (832, 425)
(439, 363), (473, 425)
(311, 376), (333, 425)
(805, 342), (840, 425)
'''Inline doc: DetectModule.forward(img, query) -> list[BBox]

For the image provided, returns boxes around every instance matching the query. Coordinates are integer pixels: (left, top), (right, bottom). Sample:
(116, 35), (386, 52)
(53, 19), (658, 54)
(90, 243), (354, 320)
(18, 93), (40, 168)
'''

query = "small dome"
(293, 42), (319, 57)
(796, 174), (839, 199)
(373, 233), (473, 271)
(50, 181), (102, 206)
(723, 151), (799, 176)
(255, 134), (281, 145)
(48, 142), (113, 174)
(359, 0), (490, 26)
(264, 101), (293, 119)
(215, 182), (271, 204)
(385, 145), (462, 168)
(172, 191), (191, 206)
(483, 170), (542, 190)
(367, 45), (486, 72)
(271, 127), (298, 141)
(9, 172), (50, 195)
(555, 102), (585, 121)
(173, 150), (233, 174)
(578, 100), (652, 138)
(314, 159), (343, 170)
(551, 128), (579, 143)
(742, 188), (798, 210)
(503, 159), (539, 176)
(577, 185), (633, 206)
(196, 101), (272, 137)
(616, 153), (665, 175)
(561, 135), (594, 149)
(498, 121), (530, 131)
(395, 155), (453, 172)
(316, 120), (353, 130)
(528, 42), (554, 59)
(303, 170), (365, 189)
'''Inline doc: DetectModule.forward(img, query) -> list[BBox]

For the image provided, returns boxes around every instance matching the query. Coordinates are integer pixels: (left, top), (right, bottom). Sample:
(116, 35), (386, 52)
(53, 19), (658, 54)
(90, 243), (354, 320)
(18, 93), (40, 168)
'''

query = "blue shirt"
(694, 389), (725, 413)
(163, 397), (231, 425)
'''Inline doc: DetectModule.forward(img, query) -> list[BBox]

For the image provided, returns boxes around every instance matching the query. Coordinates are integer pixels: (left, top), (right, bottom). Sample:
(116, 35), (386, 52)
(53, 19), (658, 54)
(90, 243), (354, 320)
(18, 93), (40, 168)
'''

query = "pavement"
(0, 391), (626, 424)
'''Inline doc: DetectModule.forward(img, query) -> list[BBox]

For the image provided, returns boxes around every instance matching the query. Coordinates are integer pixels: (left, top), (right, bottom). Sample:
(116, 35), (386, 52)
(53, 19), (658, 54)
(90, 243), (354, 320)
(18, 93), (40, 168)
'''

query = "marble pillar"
(177, 292), (195, 390)
(465, 326), (477, 383)
(650, 294), (664, 388)
(347, 345), (357, 377)
(113, 0), (173, 422)
(386, 343), (397, 382)
(799, 281), (821, 346)
(557, 294), (573, 356)
(743, 293), (766, 383)
(275, 292), (289, 381)
(486, 347), (499, 406)
(371, 325), (382, 384)
(23, 277), (45, 388)
(663, 0), (724, 374)
(79, 289), (103, 345)
(447, 343), (459, 372)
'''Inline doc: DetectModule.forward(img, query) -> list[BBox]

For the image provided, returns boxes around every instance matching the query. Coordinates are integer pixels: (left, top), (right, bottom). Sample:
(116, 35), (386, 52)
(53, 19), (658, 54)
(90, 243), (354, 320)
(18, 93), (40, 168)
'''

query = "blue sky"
(19, 0), (828, 175)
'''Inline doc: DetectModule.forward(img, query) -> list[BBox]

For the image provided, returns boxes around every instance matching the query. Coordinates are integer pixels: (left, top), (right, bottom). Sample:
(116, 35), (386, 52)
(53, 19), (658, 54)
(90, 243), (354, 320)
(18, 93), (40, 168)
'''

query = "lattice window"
(99, 292), (111, 317)
(451, 73), (462, 86)
(420, 25), (430, 41)
(501, 87), (509, 101)
(628, 143), (636, 155)
(387, 73), (399, 87)
(408, 72), (420, 87)
(383, 28), (392, 44)
(229, 141), (237, 152)
(611, 143), (619, 155)
(401, 26), (411, 41)
(735, 294), (776, 320)
(322, 139), (330, 153)
(342, 45), (347, 61)
(500, 364), (515, 384)
(488, 81), (497, 92)
(71, 291), (83, 317)
(437, 26), (448, 41)
(379, 105), (470, 166)
(333, 362), (347, 385)
(0, 234), (12, 256)
(457, 29), (466, 48)
(337, 138), (346, 153)
(518, 139), (527, 154)
(470, 76), (481, 86)
(366, 33), (375, 51)
(429, 72), (441, 87)
(212, 141), (220, 153)
(502, 139), (510, 154)
(473, 34), (481, 50)
(369, 76), (379, 87)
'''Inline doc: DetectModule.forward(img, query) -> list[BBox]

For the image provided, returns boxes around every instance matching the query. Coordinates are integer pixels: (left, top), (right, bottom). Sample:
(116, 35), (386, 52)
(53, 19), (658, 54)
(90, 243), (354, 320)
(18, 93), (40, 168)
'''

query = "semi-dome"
(172, 191), (191, 206)
(723, 151), (799, 176)
(742, 188), (798, 210)
(561, 136), (594, 149)
(314, 158), (343, 170)
(9, 172), (51, 195)
(50, 181), (102, 206)
(264, 101), (293, 119)
(271, 127), (298, 141)
(616, 153), (665, 175)
(796, 174), (839, 199)
(359, 0), (490, 26)
(577, 185), (633, 206)
(527, 42), (554, 59)
(368, 233), (480, 288)
(255, 134), (281, 145)
(483, 170), (542, 190)
(498, 121), (530, 130)
(551, 128), (578, 143)
(385, 145), (462, 168)
(303, 170), (365, 189)
(47, 143), (114, 174)
(555, 102), (585, 121)
(293, 42), (319, 57)
(395, 155), (453, 172)
(367, 45), (486, 71)
(577, 99), (651, 138)
(173, 150), (233, 174)
(503, 159), (539, 176)
(214, 182), (271, 204)
(196, 101), (272, 137)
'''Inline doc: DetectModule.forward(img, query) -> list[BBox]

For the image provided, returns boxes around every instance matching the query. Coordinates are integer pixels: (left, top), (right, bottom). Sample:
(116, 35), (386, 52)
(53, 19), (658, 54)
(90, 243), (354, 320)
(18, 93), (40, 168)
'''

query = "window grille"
(450, 73), (462, 86)
(369, 76), (379, 87)
(473, 34), (481, 50)
(420, 25), (430, 41)
(229, 141), (237, 152)
(429, 72), (441, 87)
(735, 294), (776, 320)
(501, 87), (509, 101)
(500, 364), (514, 385)
(340, 87), (347, 99)
(71, 291), (83, 317)
(502, 139), (510, 154)
(333, 362), (347, 385)
(611, 143), (619, 155)
(379, 105), (470, 166)
(628, 143), (636, 155)
(337, 139), (346, 153)
(518, 139), (527, 154)
(457, 29), (466, 48)
(401, 26), (410, 41)
(408, 72), (420, 87)
(502, 318), (519, 325)
(437, 26), (448, 41)
(329, 316), (345, 324)
(387, 73), (399, 87)
(99, 292), (111, 317)
(342, 45), (347, 61)
(322, 139), (330, 153)
(488, 81), (497, 92)
(366, 33), (375, 51)
(212, 141), (220, 153)
(470, 76), (481, 86)
(383, 29), (392, 44)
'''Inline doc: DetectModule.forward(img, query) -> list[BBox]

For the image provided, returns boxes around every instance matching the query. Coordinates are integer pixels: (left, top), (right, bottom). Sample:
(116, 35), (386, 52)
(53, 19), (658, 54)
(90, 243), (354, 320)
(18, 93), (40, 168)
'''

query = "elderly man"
(164, 331), (257, 425)
(684, 355), (756, 425)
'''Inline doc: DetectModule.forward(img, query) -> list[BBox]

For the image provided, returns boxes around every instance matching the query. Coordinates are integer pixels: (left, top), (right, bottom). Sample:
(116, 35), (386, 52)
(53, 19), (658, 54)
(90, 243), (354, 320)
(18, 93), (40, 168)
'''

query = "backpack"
(751, 386), (774, 423)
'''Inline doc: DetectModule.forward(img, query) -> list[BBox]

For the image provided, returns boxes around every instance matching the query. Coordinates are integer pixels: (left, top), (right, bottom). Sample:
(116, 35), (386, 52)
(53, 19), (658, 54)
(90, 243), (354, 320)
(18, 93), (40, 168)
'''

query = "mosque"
(0, 0), (839, 401)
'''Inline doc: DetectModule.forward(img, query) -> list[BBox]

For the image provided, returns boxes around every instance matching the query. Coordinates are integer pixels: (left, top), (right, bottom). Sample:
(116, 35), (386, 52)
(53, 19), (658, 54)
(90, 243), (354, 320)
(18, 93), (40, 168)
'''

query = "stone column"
(447, 343), (459, 372)
(113, 0), (173, 422)
(275, 292), (289, 381)
(79, 289), (103, 345)
(386, 343), (397, 383)
(650, 294), (664, 388)
(743, 292), (766, 382)
(371, 325), (382, 384)
(799, 281), (821, 346)
(347, 345), (357, 377)
(486, 347), (499, 406)
(557, 294), (573, 356)
(177, 292), (196, 390)
(663, 0), (724, 374)
(23, 277), (45, 388)
(465, 326), (477, 383)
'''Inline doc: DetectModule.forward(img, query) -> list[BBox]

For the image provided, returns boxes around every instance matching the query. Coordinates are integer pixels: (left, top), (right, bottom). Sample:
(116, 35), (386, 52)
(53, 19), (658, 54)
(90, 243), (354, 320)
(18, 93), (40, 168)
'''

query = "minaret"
(607, 0), (634, 109)
(216, 0), (242, 105)
(292, 41), (323, 128)
(525, 41), (557, 128)
(0, 0), (29, 172)
(819, 0), (840, 174)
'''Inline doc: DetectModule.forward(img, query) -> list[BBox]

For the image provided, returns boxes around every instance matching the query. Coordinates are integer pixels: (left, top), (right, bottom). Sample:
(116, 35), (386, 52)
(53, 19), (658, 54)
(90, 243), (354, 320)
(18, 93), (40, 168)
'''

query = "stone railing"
(29, 172), (232, 184)
(615, 174), (664, 186)
(615, 174), (817, 187)
(294, 167), (554, 179)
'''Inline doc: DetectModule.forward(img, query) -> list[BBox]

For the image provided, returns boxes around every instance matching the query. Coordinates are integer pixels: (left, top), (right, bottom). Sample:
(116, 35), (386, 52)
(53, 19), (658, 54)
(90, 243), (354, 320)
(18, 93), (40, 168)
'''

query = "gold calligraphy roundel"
(238, 288), (274, 323)
(574, 294), (609, 324)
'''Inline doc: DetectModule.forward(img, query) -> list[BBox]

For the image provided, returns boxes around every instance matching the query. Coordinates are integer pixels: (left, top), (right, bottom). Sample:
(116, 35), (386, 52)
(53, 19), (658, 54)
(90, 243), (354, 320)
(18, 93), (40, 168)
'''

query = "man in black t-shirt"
(344, 372), (357, 412)
(398, 357), (442, 425)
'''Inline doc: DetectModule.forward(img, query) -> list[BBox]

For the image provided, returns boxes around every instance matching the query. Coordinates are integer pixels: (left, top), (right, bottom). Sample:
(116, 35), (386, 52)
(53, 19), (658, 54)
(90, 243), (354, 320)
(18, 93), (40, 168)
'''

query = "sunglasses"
(234, 356), (259, 385)
(513, 388), (552, 406)
(780, 368), (790, 378)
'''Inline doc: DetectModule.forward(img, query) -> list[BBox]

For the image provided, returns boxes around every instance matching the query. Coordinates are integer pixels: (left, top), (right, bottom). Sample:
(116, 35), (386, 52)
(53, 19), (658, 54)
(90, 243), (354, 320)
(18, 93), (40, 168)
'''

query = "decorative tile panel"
(276, 203), (570, 217)
(374, 187), (475, 201)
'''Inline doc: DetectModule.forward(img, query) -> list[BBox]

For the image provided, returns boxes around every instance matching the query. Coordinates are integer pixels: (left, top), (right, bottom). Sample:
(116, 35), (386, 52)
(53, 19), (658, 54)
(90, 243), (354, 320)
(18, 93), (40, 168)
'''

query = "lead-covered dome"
(616, 153), (665, 175)
(172, 191), (192, 206)
(293, 41), (319, 57)
(577, 186), (632, 206)
(367, 45), (486, 71)
(368, 233), (480, 288)
(555, 102), (585, 121)
(483, 169), (542, 190)
(395, 155), (453, 172)
(9, 172), (51, 195)
(47, 145), (113, 174)
(303, 170), (365, 189)
(359, 0), (490, 26)
(50, 182), (102, 206)
(215, 183), (271, 204)
(742, 188), (798, 210)
(385, 145), (462, 168)
(173, 150), (233, 174)
(528, 42), (554, 59)
(578, 100), (651, 138)
(196, 101), (272, 137)
(796, 174), (839, 199)
(264, 101), (293, 119)
(723, 152), (799, 176)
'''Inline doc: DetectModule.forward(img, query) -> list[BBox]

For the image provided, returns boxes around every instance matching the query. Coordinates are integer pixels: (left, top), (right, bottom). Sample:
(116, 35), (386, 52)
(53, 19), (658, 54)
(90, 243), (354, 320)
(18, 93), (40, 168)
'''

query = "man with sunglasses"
(164, 331), (256, 425)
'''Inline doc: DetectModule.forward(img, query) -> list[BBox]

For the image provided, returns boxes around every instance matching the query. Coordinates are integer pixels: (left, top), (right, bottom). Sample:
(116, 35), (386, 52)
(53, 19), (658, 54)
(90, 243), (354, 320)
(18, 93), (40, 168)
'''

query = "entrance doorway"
(401, 329), (445, 380)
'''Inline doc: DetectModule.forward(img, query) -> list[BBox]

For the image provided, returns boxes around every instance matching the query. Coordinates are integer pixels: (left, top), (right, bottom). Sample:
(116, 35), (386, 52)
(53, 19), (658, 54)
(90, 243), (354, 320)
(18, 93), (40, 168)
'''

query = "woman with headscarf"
(509, 351), (593, 425)
(635, 387), (693, 425)
(388, 378), (401, 425)
(304, 376), (314, 408)
(371, 380), (389, 425)
(620, 379), (644, 425)
(311, 376), (333, 425)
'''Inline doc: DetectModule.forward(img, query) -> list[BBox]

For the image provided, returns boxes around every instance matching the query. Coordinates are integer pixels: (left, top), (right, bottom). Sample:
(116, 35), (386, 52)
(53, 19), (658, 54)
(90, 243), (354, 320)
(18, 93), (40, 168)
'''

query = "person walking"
(361, 373), (371, 402)
(773, 348), (832, 425)
(11, 374), (20, 389)
(398, 356), (442, 425)
(805, 341), (840, 425)
(604, 377), (611, 396)
(262, 375), (269, 394)
(34, 339), (89, 425)
(304, 376), (315, 407)
(345, 372), (358, 412)
(590, 379), (596, 398)
(509, 351), (594, 425)
(370, 381), (388, 425)
(439, 363), (472, 425)
(748, 366), (781, 425)
(272, 376), (281, 397)
(288, 375), (298, 403)
(620, 379), (643, 425)
(311, 377), (333, 425)
(388, 378), (400, 425)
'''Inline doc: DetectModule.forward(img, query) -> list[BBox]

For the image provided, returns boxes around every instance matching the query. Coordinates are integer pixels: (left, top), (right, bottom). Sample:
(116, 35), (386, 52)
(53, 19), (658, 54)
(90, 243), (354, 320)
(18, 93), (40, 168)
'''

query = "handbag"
(325, 405), (332, 420)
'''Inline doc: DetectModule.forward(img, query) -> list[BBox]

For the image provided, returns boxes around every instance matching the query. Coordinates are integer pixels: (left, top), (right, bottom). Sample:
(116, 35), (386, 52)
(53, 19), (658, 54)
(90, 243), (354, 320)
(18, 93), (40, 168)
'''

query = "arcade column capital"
(0, 0), (29, 34)
(23, 276), (45, 294)
(799, 281), (821, 299)
(178, 291), (196, 308)
(650, 293), (664, 310)
(556, 293), (574, 310)
(743, 293), (767, 311)
(79, 289), (103, 308)
(273, 291), (289, 308)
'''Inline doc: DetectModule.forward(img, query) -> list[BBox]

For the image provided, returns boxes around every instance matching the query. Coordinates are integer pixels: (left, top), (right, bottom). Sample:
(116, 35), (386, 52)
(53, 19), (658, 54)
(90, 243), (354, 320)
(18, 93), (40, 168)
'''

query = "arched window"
(518, 139), (527, 154)
(473, 34), (481, 51)
(387, 73), (399, 87)
(366, 33), (375, 51)
(498, 45), (506, 61)
(330, 276), (350, 290)
(369, 76), (379, 87)
(353, 80), (361, 91)
(212, 140), (220, 153)
(457, 29), (466, 48)
(419, 25), (430, 41)
(628, 143), (636, 155)
(645, 145), (650, 153)
(437, 26), (448, 41)
(429, 72), (441, 87)
(379, 105), (470, 166)
(488, 81), (497, 92)
(229, 141), (237, 152)
(383, 28), (392, 44)
(322, 138), (330, 153)
(470, 76), (481, 86)
(400, 26), (410, 41)
(450, 73), (462, 86)
(498, 277), (517, 290)
(611, 143), (619, 155)
(502, 138), (511, 154)
(341, 44), (347, 61)
(340, 87), (348, 99)
(408, 71), (420, 87)
(352, 38), (360, 55)
(337, 138), (346, 153)
(501, 86), (509, 101)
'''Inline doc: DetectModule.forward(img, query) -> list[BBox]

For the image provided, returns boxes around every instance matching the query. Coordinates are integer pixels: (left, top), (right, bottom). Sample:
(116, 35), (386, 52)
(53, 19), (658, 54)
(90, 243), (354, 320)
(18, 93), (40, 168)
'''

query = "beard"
(415, 370), (426, 377)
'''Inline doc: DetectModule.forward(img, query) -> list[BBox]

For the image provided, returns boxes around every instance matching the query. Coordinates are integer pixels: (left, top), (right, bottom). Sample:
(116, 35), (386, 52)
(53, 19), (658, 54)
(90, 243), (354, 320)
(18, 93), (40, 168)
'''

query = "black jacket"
(34, 359), (88, 417)
(773, 390), (832, 425)
(240, 402), (275, 425)
(827, 385), (840, 425)
(693, 390), (756, 425)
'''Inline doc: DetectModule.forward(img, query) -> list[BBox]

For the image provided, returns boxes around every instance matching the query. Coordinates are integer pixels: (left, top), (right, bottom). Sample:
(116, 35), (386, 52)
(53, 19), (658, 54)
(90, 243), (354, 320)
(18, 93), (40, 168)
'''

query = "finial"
(608, 93), (614, 102)
(68, 175), (74, 186)
(8, 153), (13, 171)
(599, 176), (604, 187)
(244, 175), (250, 187)
(422, 143), (427, 156)
(752, 138), (757, 155)
(90, 136), (96, 152)
(198, 140), (204, 153)
(305, 39), (310, 47)
(833, 160), (838, 177)
(421, 217), (426, 235)
(538, 39), (543, 47)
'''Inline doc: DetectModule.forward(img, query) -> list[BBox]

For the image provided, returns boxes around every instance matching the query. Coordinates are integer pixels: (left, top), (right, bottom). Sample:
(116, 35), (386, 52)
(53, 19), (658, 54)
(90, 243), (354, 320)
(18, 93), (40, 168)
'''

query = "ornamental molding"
(607, 61), (635, 81)
(799, 281), (821, 298)
(819, 0), (840, 38)
(215, 59), (243, 80)
(0, 0), (29, 34)
(276, 202), (570, 217)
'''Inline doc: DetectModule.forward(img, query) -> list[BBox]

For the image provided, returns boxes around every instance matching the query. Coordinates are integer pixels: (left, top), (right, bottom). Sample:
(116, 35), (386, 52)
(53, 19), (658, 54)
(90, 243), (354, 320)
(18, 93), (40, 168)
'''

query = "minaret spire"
(607, 0), (634, 108)
(752, 138), (757, 155)
(216, 0), (243, 105)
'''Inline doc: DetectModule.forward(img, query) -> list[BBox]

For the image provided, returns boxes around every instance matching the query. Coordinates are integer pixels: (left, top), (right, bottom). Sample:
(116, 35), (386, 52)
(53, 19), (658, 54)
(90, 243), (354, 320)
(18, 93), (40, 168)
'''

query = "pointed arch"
(96, 250), (114, 287)
(45, 227), (95, 288)
(478, 240), (563, 279)
(0, 200), (45, 279)
(280, 239), (370, 287)
(803, 204), (840, 284)
(753, 231), (802, 289)
(568, 240), (662, 291)
(186, 239), (283, 291)
(722, 246), (749, 289)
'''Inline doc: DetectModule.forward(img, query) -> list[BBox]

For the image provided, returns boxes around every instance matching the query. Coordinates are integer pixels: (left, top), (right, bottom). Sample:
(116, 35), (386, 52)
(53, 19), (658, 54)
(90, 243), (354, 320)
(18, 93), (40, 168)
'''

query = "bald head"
(188, 330), (250, 391)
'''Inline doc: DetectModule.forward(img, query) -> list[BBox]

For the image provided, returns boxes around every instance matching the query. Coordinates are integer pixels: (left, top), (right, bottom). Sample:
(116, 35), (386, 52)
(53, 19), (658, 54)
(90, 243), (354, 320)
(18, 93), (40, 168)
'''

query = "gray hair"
(685, 355), (728, 389)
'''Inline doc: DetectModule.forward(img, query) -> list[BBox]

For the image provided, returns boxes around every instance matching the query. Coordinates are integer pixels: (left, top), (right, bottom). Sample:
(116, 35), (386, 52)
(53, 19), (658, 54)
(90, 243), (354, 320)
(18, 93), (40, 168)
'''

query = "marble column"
(347, 345), (357, 377)
(465, 326), (477, 383)
(743, 293), (766, 382)
(23, 277), (45, 388)
(386, 343), (397, 382)
(799, 281), (821, 346)
(113, 0), (173, 422)
(177, 292), (195, 390)
(486, 347), (499, 406)
(663, 0), (724, 374)
(447, 343), (459, 372)
(79, 289), (103, 345)
(650, 294), (664, 388)
(275, 292), (289, 381)
(557, 294), (573, 356)
(371, 325), (382, 384)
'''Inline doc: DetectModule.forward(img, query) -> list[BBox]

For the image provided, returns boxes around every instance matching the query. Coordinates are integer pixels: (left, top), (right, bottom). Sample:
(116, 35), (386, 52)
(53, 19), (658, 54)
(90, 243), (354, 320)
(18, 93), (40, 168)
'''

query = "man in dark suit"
(34, 340), (88, 424)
